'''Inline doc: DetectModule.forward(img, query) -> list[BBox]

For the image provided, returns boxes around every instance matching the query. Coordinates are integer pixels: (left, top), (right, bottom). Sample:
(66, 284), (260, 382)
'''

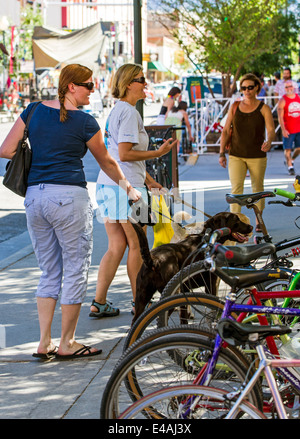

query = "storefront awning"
(148, 61), (169, 72)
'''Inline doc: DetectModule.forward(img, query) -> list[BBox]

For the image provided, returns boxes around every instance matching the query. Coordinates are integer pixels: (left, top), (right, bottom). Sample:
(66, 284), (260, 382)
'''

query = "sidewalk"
(0, 155), (194, 419)
(0, 181), (138, 419)
(0, 149), (298, 419)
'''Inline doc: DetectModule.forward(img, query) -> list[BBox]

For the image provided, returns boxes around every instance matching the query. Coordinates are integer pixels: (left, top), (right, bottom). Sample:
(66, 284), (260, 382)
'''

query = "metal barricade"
(192, 96), (282, 155)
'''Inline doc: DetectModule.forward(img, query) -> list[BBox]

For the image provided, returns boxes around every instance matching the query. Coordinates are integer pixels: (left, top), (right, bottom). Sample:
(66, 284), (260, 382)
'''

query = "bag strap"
(22, 101), (42, 141)
(232, 100), (239, 117)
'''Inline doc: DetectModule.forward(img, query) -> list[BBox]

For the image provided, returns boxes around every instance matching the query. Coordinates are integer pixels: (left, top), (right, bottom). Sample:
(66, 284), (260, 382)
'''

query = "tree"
(151, 0), (300, 97)
(18, 4), (43, 61)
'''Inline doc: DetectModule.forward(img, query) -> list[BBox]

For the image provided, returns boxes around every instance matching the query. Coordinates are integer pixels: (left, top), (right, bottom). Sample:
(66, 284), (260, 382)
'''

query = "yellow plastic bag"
(151, 195), (174, 248)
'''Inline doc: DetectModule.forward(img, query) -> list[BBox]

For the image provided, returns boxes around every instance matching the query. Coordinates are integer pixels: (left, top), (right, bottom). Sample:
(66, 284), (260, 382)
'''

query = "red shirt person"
(278, 80), (300, 175)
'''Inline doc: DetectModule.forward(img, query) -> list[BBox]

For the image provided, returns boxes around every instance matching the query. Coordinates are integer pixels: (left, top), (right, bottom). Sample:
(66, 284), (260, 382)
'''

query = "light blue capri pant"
(24, 184), (93, 305)
(96, 184), (148, 221)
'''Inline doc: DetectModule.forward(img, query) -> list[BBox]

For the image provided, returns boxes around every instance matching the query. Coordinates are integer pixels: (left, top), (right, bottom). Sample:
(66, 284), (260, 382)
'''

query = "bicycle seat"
(219, 242), (276, 265)
(226, 191), (275, 206)
(221, 268), (290, 289)
(217, 318), (291, 346)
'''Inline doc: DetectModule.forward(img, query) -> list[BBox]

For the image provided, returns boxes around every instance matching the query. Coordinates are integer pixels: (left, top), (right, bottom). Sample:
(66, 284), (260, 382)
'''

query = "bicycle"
(159, 188), (300, 304)
(145, 125), (185, 218)
(101, 325), (263, 419)
(123, 216), (300, 352)
(147, 126), (184, 189)
(124, 259), (294, 352)
(118, 320), (300, 419)
(101, 228), (300, 418)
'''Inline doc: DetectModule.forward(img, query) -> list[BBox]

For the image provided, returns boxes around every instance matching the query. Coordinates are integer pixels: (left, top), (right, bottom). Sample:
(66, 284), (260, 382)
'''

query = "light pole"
(133, 0), (143, 119)
(0, 16), (9, 111)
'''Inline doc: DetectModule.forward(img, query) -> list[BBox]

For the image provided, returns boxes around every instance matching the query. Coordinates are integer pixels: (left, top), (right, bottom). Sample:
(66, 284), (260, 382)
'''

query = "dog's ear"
(225, 213), (238, 229)
(205, 212), (226, 231)
(215, 212), (232, 229)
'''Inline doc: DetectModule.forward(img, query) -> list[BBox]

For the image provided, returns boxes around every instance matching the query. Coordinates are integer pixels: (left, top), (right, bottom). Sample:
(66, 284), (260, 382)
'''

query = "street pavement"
(0, 105), (300, 420)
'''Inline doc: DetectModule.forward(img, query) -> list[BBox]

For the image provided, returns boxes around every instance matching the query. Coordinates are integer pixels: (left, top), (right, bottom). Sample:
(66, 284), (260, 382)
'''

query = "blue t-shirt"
(20, 102), (100, 188)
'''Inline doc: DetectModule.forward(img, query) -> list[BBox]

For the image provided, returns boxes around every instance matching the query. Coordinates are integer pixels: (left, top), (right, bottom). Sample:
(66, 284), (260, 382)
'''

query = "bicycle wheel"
(161, 260), (293, 303)
(118, 385), (266, 419)
(124, 293), (235, 351)
(235, 278), (290, 305)
(100, 328), (263, 419)
(161, 260), (230, 300)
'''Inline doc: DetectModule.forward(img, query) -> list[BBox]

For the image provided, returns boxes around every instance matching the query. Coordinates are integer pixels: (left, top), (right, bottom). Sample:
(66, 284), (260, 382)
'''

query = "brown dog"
(132, 212), (253, 323)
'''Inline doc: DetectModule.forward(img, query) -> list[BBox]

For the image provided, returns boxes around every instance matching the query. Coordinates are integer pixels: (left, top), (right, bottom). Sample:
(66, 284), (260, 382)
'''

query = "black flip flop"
(55, 345), (102, 360)
(32, 346), (58, 359)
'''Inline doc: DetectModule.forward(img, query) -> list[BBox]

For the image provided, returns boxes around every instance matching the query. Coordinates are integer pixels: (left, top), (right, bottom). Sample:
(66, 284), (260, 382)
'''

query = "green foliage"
(18, 4), (43, 60)
(242, 8), (300, 76)
(156, 0), (300, 96)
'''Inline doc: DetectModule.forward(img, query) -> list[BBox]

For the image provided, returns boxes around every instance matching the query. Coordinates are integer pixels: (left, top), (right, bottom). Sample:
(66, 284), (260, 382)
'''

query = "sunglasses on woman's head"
(131, 77), (146, 84)
(74, 82), (94, 90)
(240, 85), (256, 91)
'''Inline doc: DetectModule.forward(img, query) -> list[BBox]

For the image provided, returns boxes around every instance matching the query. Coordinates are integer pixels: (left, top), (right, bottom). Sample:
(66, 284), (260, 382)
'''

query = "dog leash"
(170, 194), (213, 219)
(152, 189), (213, 219)
(151, 192), (212, 225)
(129, 192), (212, 226)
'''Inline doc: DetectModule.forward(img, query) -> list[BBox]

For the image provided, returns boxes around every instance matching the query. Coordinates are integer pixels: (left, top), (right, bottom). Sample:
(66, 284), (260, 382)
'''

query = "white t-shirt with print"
(97, 100), (149, 187)
(274, 79), (299, 97)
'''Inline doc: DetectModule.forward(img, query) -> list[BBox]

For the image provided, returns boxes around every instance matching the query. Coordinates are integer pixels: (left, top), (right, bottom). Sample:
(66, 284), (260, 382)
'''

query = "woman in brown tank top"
(219, 73), (275, 231)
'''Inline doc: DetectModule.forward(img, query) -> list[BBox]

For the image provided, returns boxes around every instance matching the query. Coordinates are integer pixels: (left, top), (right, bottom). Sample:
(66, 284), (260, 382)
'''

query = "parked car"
(202, 77), (223, 98)
(151, 82), (175, 102)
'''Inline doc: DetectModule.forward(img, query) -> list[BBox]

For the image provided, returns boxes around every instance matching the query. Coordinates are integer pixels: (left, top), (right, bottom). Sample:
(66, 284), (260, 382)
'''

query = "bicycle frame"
(200, 286), (300, 397)
(174, 228), (300, 416)
(226, 191), (300, 265)
(226, 344), (300, 419)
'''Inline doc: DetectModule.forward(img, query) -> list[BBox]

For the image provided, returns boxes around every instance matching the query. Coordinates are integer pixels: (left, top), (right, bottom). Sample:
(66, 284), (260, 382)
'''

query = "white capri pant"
(24, 184), (93, 305)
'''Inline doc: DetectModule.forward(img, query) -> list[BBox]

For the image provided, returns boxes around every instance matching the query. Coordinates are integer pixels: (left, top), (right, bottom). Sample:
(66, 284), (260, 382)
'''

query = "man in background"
(278, 79), (300, 175)
(274, 67), (299, 100)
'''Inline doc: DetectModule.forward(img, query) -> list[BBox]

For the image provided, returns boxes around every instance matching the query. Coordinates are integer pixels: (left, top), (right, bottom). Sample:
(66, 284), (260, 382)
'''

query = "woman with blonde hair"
(0, 63), (140, 359)
(90, 63), (177, 318)
(219, 73), (275, 231)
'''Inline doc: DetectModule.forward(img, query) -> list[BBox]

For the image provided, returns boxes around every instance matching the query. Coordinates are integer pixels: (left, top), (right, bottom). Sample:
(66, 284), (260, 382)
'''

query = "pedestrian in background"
(219, 73), (275, 232)
(91, 63), (177, 318)
(156, 86), (181, 125)
(0, 63), (141, 359)
(277, 79), (300, 175)
(258, 78), (267, 98)
(274, 67), (299, 101)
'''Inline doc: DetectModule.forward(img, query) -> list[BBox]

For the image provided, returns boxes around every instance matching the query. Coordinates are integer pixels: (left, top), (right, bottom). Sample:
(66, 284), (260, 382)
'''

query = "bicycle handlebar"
(202, 228), (234, 265)
(209, 227), (231, 244)
(268, 199), (295, 207)
(163, 126), (185, 139)
(273, 188), (298, 200)
(151, 126), (186, 147)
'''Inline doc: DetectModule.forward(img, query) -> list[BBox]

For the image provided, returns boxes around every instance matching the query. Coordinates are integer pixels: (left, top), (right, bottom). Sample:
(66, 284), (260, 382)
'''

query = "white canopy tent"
(32, 22), (108, 72)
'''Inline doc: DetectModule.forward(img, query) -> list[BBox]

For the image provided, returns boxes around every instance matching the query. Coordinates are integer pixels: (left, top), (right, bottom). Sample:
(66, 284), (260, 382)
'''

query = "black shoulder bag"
(3, 101), (41, 197)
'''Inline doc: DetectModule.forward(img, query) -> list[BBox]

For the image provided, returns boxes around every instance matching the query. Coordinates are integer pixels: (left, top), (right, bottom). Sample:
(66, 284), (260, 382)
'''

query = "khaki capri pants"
(228, 155), (267, 213)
